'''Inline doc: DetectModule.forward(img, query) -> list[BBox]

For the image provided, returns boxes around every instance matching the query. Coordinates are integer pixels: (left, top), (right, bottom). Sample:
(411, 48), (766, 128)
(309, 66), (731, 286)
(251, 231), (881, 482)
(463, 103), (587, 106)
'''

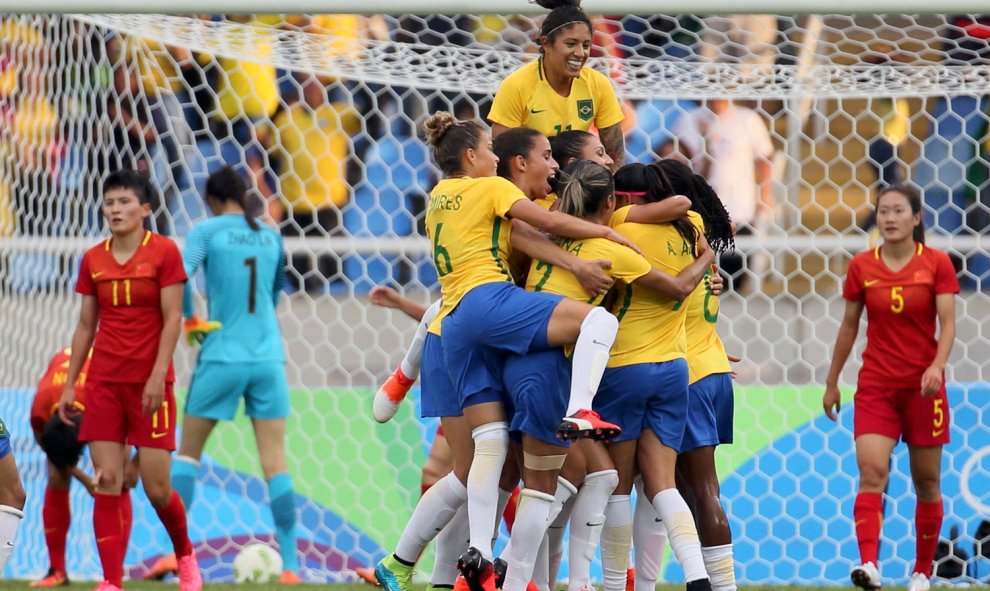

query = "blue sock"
(170, 456), (199, 510)
(268, 472), (299, 572)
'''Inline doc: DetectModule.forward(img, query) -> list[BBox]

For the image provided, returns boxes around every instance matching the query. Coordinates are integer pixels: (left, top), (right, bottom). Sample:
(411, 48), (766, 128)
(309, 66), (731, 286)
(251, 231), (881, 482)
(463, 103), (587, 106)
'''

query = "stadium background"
(1, 11), (990, 586)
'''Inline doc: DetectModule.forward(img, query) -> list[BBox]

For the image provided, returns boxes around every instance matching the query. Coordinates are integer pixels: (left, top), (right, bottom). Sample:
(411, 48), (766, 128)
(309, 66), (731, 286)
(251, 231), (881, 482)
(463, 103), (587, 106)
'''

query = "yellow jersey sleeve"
(608, 221), (696, 367)
(489, 63), (531, 129)
(426, 176), (527, 334)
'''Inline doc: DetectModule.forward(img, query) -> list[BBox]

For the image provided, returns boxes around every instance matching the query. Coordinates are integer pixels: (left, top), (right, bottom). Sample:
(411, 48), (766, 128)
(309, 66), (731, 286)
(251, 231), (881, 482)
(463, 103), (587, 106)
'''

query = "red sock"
(43, 487), (71, 573)
(421, 482), (432, 497)
(854, 492), (883, 565)
(120, 491), (133, 560)
(914, 499), (944, 576)
(94, 493), (124, 587)
(154, 490), (193, 558)
(502, 487), (520, 534)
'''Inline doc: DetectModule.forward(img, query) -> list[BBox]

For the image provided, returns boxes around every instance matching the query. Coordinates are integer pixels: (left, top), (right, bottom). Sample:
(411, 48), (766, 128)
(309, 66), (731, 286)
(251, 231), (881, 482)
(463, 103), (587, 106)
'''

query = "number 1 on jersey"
(244, 257), (257, 313)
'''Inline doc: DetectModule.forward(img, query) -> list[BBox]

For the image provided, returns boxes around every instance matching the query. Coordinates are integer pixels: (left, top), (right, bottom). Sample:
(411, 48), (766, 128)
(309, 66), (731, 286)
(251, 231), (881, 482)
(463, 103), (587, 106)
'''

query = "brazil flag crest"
(577, 99), (594, 121)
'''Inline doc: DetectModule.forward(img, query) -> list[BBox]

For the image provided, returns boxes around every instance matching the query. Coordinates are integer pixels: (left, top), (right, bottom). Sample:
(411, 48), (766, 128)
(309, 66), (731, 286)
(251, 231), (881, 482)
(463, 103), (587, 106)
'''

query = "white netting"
(1, 11), (989, 586)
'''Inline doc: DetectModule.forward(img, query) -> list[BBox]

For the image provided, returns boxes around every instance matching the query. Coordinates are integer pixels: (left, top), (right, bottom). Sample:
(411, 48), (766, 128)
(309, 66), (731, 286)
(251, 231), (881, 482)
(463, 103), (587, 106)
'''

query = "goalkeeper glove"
(184, 316), (222, 345)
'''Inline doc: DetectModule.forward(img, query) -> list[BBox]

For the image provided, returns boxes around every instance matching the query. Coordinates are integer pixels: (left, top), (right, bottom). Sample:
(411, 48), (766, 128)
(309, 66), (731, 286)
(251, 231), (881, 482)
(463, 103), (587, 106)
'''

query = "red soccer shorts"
(79, 380), (177, 450)
(854, 383), (950, 446)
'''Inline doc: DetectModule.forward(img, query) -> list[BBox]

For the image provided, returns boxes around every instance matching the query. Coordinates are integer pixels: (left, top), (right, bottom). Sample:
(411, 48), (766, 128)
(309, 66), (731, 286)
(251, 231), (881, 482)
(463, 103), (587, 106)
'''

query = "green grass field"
(0, 584), (850, 591)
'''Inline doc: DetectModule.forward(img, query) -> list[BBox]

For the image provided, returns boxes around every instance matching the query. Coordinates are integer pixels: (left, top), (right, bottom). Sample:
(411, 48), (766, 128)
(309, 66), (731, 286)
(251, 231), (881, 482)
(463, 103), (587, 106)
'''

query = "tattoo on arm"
(599, 124), (625, 171)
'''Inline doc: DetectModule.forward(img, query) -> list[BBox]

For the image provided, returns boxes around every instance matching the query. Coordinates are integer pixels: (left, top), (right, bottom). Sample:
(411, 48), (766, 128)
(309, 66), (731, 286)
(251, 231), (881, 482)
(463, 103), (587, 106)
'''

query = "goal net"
(1, 11), (989, 585)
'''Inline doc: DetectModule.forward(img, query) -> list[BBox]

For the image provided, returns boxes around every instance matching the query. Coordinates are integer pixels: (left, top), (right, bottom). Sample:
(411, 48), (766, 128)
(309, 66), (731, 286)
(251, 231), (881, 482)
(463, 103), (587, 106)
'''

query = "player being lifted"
(823, 184), (958, 591)
(59, 170), (201, 591)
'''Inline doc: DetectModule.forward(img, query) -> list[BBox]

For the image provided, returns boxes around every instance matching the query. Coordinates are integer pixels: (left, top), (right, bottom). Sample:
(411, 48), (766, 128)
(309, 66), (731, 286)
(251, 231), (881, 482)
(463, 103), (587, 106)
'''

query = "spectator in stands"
(266, 73), (359, 294)
(670, 98), (775, 290)
(699, 15), (778, 78)
(914, 15), (990, 234)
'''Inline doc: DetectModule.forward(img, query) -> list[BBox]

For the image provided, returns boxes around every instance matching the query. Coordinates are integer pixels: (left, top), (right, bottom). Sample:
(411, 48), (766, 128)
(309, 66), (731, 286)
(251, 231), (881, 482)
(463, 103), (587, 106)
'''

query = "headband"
(543, 20), (590, 38)
(614, 190), (647, 197)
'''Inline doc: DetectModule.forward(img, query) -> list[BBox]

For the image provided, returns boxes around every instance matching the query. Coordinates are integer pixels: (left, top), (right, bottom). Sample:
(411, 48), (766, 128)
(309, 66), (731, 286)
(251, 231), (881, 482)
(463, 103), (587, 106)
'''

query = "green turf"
(0, 584), (851, 591)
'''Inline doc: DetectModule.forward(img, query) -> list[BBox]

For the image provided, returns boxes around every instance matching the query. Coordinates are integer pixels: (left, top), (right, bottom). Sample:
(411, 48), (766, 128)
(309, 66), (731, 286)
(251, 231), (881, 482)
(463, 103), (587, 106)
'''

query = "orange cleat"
(372, 367), (416, 423)
(557, 409), (621, 441)
(626, 567), (636, 591)
(356, 566), (381, 586)
(280, 570), (303, 585)
(525, 582), (540, 591)
(454, 574), (471, 591)
(30, 569), (69, 587)
(143, 553), (178, 580)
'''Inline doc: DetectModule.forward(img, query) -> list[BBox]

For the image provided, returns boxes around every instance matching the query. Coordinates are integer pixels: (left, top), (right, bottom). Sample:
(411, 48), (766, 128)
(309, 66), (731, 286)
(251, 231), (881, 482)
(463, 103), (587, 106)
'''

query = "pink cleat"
(177, 552), (203, 591)
(93, 582), (123, 591)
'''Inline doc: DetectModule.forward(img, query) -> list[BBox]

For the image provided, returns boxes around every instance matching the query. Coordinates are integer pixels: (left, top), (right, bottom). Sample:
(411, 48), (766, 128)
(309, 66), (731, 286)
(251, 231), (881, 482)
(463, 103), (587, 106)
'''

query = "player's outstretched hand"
(823, 384), (842, 421)
(184, 316), (222, 346)
(921, 364), (943, 397)
(575, 258), (614, 298)
(57, 385), (81, 426)
(369, 285), (402, 309)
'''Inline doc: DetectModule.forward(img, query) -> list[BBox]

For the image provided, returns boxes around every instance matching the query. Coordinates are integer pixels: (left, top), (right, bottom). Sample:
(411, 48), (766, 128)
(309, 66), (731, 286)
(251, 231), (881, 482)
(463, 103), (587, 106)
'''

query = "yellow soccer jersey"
(684, 267), (730, 383)
(526, 237), (651, 306)
(534, 192), (558, 210)
(489, 58), (624, 138)
(426, 176), (527, 335)
(608, 212), (702, 367)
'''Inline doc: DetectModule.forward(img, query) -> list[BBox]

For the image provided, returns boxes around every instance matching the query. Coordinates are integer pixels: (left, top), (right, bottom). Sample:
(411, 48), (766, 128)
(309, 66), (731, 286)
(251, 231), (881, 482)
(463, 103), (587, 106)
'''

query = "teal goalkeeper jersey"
(183, 214), (286, 363)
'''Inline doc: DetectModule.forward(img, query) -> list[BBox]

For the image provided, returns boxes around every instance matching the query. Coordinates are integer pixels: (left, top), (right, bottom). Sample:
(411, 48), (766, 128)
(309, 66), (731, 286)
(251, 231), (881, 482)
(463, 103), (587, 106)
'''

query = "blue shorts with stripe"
(421, 333), (460, 418)
(0, 415), (10, 460)
(594, 358), (689, 448)
(185, 360), (290, 421)
(502, 348), (571, 447)
(442, 282), (562, 410)
(681, 372), (734, 452)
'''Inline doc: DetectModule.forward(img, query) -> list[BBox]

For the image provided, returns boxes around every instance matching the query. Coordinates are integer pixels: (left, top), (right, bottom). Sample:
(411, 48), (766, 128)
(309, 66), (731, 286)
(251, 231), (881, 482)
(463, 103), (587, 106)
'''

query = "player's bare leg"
(677, 447), (735, 591)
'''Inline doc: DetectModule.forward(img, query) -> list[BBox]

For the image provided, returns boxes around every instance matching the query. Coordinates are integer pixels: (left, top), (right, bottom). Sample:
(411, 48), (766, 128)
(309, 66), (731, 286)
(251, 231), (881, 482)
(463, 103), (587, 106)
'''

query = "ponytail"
(555, 160), (613, 220)
(613, 162), (697, 247)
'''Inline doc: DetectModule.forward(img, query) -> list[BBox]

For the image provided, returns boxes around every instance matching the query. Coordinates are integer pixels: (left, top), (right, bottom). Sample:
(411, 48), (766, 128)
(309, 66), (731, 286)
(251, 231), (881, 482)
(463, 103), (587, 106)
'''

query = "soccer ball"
(232, 543), (283, 583)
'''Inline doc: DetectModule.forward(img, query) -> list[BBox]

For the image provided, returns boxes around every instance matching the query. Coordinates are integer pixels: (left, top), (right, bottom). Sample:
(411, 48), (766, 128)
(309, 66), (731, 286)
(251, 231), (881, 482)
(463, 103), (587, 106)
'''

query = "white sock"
(600, 495), (633, 591)
(395, 474), (467, 563)
(529, 476), (578, 591)
(566, 308), (618, 414)
(432, 502), (469, 587)
(491, 487), (513, 551)
(533, 535), (551, 591)
(651, 489), (707, 583)
(502, 490), (555, 591)
(468, 423), (509, 561)
(568, 470), (619, 591)
(0, 505), (25, 573)
(400, 300), (441, 378)
(634, 478), (667, 591)
(702, 544), (737, 591)
(548, 493), (577, 588)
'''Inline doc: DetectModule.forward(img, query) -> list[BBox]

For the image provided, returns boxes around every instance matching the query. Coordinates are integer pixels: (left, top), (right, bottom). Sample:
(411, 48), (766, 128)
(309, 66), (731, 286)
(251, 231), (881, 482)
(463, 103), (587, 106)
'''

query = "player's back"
(191, 215), (285, 363)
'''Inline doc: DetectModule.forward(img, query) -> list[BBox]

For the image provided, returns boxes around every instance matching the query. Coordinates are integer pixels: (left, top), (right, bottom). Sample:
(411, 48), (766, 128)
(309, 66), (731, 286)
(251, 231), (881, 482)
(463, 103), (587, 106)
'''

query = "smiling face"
(102, 187), (150, 237)
(541, 23), (592, 80)
(876, 189), (920, 244)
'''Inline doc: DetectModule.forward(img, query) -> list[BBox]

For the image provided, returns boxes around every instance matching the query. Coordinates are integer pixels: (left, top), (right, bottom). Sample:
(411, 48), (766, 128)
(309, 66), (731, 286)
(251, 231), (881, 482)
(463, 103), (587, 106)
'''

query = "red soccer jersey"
(29, 348), (89, 434)
(843, 243), (959, 388)
(75, 231), (187, 383)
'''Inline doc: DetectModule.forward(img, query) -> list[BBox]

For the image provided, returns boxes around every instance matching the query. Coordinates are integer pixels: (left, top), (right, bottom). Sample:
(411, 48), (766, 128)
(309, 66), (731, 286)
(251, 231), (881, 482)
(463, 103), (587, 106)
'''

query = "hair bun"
(532, 0), (581, 9)
(423, 112), (458, 148)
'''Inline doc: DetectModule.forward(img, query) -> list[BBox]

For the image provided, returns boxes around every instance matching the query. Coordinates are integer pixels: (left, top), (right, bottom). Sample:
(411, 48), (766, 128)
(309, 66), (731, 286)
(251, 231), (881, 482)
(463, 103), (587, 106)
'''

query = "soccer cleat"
(356, 566), (381, 586)
(280, 570), (303, 585)
(626, 567), (636, 591)
(850, 562), (882, 591)
(493, 558), (507, 589)
(143, 552), (178, 580)
(183, 316), (222, 346)
(557, 409), (621, 441)
(92, 582), (123, 591)
(454, 574), (471, 591)
(375, 554), (415, 591)
(30, 569), (69, 587)
(176, 552), (203, 591)
(373, 367), (416, 423)
(457, 547), (496, 591)
(907, 573), (930, 591)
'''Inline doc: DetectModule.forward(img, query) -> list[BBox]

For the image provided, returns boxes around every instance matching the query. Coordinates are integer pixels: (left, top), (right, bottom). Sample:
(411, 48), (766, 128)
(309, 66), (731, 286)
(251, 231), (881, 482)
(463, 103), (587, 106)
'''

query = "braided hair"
(613, 162), (698, 248)
(656, 160), (735, 254)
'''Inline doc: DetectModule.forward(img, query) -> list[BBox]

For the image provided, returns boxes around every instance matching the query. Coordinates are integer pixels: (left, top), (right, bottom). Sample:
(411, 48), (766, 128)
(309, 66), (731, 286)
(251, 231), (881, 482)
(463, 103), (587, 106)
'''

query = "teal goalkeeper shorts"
(185, 361), (290, 421)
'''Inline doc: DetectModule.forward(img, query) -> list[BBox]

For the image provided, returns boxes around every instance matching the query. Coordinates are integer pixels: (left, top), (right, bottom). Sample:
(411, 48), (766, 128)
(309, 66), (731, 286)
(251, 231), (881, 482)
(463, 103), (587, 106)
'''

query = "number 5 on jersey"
(432, 223), (453, 277)
(890, 286), (904, 313)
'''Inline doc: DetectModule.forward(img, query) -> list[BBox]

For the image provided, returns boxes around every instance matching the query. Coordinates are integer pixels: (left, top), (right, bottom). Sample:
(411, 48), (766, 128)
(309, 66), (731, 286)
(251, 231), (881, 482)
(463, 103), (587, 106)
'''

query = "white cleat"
(907, 573), (930, 591)
(850, 562), (881, 591)
(372, 367), (414, 423)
